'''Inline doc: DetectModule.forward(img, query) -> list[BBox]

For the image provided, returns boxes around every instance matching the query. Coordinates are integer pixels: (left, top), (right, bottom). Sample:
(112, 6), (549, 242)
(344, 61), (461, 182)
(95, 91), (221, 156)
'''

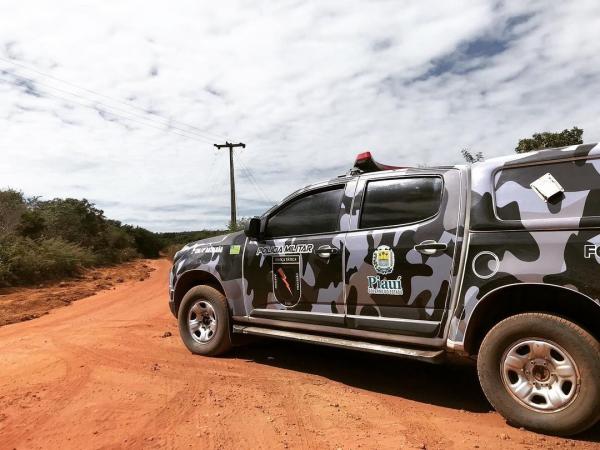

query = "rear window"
(360, 177), (443, 229)
(494, 158), (600, 221)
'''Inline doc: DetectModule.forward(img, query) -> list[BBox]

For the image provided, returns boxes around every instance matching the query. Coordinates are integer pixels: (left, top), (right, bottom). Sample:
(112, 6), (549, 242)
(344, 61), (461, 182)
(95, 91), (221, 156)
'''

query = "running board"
(232, 325), (445, 363)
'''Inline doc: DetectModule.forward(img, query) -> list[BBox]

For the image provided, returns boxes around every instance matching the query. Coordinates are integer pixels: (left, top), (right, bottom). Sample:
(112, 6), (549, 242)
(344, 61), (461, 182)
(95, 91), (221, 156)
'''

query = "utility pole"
(214, 141), (245, 229)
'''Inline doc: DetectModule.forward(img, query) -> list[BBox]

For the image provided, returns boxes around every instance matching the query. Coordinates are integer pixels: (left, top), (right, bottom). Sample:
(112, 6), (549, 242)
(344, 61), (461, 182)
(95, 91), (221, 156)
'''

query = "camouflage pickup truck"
(169, 144), (600, 436)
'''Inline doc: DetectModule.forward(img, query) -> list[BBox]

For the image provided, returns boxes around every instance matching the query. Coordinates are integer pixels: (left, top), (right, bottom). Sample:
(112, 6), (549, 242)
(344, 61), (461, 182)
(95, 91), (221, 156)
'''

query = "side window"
(494, 158), (600, 221)
(360, 177), (443, 229)
(265, 186), (344, 238)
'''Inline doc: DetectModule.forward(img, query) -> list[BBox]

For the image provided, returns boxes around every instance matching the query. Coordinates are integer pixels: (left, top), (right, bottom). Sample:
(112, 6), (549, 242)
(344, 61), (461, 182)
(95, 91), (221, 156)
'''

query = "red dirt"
(0, 259), (154, 326)
(0, 259), (598, 449)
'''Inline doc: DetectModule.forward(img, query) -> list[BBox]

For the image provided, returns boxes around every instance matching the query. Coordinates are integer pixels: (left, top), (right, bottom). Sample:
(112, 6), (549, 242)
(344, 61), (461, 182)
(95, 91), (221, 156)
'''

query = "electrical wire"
(0, 59), (264, 207)
(234, 149), (273, 204)
(0, 57), (264, 226)
(239, 164), (271, 204)
(0, 71), (219, 144)
(0, 70), (217, 144)
(0, 56), (230, 143)
(201, 149), (226, 188)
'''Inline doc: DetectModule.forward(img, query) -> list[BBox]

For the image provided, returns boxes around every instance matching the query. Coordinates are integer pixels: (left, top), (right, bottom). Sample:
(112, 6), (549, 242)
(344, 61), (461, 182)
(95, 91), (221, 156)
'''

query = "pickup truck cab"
(169, 144), (600, 436)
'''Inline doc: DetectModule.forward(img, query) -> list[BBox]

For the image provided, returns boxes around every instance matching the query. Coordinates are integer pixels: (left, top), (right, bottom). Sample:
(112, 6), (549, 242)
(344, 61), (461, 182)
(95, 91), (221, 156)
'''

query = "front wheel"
(178, 285), (232, 356)
(477, 313), (600, 436)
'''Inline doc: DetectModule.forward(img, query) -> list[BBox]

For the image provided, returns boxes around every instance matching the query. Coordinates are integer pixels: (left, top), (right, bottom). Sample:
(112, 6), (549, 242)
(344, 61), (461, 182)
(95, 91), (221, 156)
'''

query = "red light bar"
(353, 151), (404, 173)
(355, 151), (372, 162)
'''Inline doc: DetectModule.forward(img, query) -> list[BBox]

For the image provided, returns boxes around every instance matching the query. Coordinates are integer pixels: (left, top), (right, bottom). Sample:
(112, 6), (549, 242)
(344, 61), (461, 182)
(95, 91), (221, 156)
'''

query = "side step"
(232, 325), (445, 363)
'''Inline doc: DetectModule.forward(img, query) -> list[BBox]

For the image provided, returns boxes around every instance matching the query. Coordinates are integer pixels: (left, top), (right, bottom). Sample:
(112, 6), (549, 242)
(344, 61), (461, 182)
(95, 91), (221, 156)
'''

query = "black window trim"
(356, 174), (445, 232)
(264, 183), (347, 239)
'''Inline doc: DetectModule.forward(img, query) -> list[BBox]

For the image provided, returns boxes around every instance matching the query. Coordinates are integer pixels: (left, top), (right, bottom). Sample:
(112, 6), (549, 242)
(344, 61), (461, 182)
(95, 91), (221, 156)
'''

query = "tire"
(177, 285), (232, 356)
(477, 313), (600, 436)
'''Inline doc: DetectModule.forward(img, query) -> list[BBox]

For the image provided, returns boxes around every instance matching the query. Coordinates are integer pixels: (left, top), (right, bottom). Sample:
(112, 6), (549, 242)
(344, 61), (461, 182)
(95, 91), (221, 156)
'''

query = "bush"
(0, 189), (27, 236)
(156, 230), (226, 248)
(0, 188), (230, 287)
(38, 237), (95, 277)
(123, 225), (163, 258)
(93, 223), (137, 265)
(0, 236), (94, 287)
(37, 198), (106, 248)
(18, 209), (45, 239)
(164, 243), (185, 261)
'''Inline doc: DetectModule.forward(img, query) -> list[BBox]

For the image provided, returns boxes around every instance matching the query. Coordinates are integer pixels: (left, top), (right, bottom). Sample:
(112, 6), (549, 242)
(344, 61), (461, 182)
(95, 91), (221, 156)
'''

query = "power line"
(0, 56), (230, 142)
(0, 58), (264, 214)
(240, 163), (269, 202)
(0, 69), (218, 144)
(234, 149), (273, 204)
(0, 56), (229, 142)
(0, 71), (219, 144)
(201, 149), (226, 188)
(21, 83), (214, 143)
(239, 164), (272, 204)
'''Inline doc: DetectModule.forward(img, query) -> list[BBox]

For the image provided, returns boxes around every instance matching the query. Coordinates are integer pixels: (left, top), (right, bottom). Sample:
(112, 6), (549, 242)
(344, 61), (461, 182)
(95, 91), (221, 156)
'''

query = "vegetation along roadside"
(0, 191), (224, 287)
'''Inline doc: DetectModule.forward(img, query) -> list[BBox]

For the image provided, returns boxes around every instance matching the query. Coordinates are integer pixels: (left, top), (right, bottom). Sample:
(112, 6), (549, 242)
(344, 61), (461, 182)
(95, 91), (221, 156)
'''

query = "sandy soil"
(0, 259), (598, 449)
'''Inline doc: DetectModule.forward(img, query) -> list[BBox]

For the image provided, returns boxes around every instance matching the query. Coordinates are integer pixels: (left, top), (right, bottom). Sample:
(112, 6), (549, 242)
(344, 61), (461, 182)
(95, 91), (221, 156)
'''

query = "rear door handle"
(414, 240), (447, 255)
(316, 245), (339, 258)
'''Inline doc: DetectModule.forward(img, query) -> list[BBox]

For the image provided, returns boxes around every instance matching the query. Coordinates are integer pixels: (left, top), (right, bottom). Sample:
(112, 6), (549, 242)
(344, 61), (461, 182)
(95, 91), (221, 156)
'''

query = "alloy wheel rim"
(501, 338), (579, 413)
(188, 300), (217, 344)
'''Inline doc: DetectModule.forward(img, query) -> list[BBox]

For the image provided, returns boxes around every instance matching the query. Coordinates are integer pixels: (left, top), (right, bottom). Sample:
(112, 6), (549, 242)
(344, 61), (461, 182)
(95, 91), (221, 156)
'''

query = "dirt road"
(0, 259), (598, 449)
(0, 260), (154, 326)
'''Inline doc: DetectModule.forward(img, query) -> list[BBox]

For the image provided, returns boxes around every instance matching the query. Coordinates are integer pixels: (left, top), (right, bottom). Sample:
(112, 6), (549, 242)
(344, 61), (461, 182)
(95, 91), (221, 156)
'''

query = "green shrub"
(157, 230), (226, 248)
(0, 188), (230, 287)
(123, 225), (162, 258)
(0, 235), (41, 286)
(18, 209), (45, 239)
(38, 237), (95, 277)
(92, 223), (138, 264)
(164, 243), (184, 261)
(0, 236), (94, 286)
(37, 198), (105, 248)
(0, 189), (27, 236)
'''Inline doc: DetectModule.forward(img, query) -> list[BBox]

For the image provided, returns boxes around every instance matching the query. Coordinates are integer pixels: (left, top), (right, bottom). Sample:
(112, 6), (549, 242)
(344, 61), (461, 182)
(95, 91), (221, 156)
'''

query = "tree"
(122, 225), (163, 258)
(515, 126), (583, 153)
(227, 217), (249, 232)
(461, 149), (484, 164)
(17, 210), (46, 239)
(37, 198), (106, 248)
(0, 189), (27, 236)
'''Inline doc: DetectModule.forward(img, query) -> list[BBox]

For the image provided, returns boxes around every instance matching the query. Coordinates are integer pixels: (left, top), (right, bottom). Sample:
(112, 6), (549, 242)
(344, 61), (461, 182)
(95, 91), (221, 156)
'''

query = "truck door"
(344, 169), (462, 339)
(243, 182), (354, 327)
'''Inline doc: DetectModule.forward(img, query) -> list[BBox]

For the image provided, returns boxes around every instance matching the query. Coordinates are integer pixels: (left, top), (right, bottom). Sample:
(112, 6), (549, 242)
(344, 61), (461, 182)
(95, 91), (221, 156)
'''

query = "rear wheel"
(477, 313), (600, 436)
(178, 285), (232, 356)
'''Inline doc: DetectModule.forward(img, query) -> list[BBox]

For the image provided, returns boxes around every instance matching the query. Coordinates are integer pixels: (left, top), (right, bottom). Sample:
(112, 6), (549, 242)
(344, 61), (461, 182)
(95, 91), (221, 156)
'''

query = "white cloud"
(0, 0), (599, 231)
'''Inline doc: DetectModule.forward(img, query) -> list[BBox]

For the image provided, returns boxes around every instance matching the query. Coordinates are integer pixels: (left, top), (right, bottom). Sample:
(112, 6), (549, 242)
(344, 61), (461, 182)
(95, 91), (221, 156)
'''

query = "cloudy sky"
(1, 1), (599, 231)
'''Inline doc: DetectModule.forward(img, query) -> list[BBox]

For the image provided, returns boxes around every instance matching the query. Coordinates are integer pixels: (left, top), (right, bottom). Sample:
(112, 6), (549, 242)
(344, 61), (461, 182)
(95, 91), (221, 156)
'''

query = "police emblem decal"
(272, 255), (302, 307)
(368, 245), (402, 295)
(372, 245), (394, 275)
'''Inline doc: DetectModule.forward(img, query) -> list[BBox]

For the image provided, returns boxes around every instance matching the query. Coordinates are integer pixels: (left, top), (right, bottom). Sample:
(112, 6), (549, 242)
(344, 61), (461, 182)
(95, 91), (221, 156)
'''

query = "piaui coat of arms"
(372, 245), (394, 275)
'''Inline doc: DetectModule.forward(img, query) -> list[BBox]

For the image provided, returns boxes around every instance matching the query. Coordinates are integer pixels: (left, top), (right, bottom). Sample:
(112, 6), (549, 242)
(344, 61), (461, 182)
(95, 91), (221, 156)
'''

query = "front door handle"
(316, 245), (339, 258)
(414, 240), (447, 255)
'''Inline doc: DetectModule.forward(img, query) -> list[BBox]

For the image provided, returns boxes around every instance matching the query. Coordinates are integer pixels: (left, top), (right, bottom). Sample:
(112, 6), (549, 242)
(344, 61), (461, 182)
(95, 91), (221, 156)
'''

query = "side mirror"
(244, 217), (262, 240)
